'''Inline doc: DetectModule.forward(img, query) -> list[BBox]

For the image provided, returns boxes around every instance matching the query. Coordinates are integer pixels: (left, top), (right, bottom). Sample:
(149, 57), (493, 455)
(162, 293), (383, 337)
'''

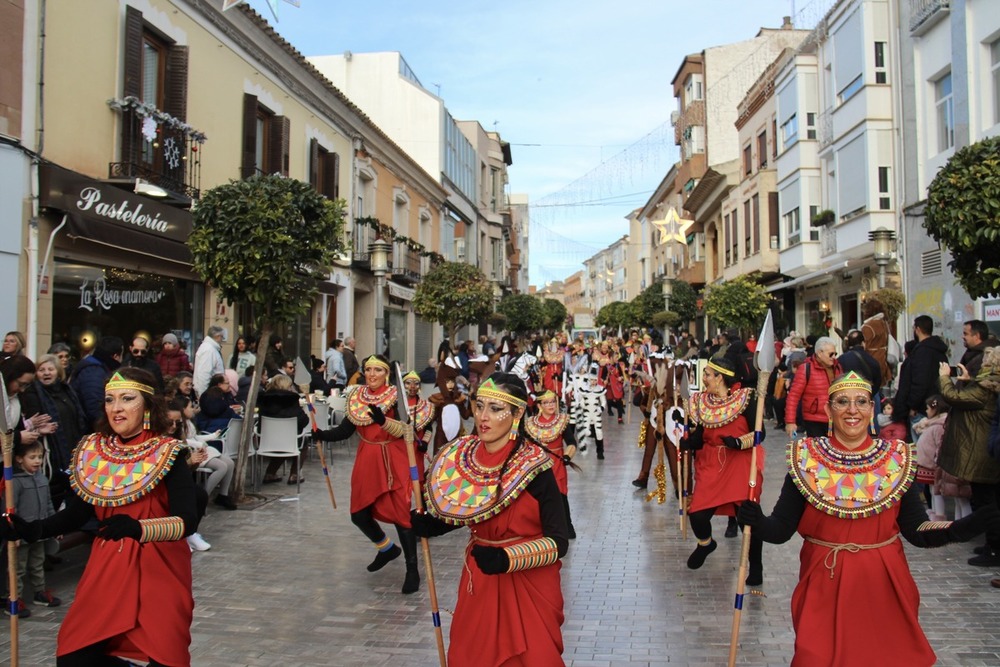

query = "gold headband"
(402, 370), (420, 382)
(477, 378), (527, 409)
(105, 371), (154, 395)
(707, 361), (735, 378)
(828, 371), (871, 396)
(537, 390), (557, 403)
(364, 356), (389, 372)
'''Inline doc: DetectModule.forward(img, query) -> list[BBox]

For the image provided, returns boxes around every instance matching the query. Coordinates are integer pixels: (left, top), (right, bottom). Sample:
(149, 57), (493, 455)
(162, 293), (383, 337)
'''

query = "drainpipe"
(25, 0), (47, 360)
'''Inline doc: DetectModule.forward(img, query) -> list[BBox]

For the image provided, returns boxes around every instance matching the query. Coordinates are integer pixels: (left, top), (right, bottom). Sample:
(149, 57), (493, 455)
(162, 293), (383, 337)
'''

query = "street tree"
(189, 174), (347, 500)
(925, 135), (1000, 298)
(412, 261), (495, 347)
(668, 280), (699, 325)
(539, 298), (568, 334)
(596, 301), (632, 330)
(498, 293), (545, 337)
(702, 274), (771, 337)
(630, 283), (667, 327)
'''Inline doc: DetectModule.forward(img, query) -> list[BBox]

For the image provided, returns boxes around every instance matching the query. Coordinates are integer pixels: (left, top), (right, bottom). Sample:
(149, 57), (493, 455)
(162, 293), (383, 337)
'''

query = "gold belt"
(804, 533), (900, 579)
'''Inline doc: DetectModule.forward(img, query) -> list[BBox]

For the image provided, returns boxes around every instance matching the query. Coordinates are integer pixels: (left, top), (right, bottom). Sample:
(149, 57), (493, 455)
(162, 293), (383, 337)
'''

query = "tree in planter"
(189, 174), (347, 500)
(702, 274), (771, 337)
(541, 298), (568, 335)
(497, 293), (545, 338)
(596, 301), (632, 331)
(412, 261), (495, 347)
(925, 135), (1000, 298)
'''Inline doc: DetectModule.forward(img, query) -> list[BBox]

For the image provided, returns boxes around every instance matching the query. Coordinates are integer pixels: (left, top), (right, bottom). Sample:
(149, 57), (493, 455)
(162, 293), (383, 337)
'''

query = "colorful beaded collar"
(346, 385), (398, 426)
(70, 433), (182, 508)
(425, 435), (552, 526)
(788, 436), (916, 519)
(525, 413), (570, 444)
(405, 396), (435, 430)
(690, 387), (751, 427)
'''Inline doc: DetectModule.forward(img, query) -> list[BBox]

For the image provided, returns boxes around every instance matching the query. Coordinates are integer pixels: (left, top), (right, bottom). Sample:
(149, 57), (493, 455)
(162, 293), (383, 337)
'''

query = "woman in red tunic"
(402, 369), (434, 482)
(413, 372), (570, 667)
(739, 371), (1000, 666)
(4, 367), (198, 666)
(314, 354), (420, 594)
(525, 389), (578, 538)
(681, 356), (765, 586)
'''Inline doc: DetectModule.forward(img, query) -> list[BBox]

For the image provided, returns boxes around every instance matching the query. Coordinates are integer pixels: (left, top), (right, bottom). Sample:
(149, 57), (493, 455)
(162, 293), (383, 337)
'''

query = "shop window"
(52, 262), (204, 360)
(241, 94), (290, 179)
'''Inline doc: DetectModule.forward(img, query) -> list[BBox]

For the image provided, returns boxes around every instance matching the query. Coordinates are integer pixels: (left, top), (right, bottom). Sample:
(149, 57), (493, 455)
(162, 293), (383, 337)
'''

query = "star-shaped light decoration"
(222, 0), (300, 22)
(650, 207), (692, 245)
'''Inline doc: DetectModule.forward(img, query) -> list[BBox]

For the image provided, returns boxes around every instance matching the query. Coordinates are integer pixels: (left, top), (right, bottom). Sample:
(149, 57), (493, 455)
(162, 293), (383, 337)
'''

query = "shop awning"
(39, 162), (193, 266)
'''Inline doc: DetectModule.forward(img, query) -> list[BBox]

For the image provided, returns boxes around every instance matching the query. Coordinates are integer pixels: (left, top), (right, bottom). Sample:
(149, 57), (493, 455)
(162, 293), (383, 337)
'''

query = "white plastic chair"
(328, 396), (347, 425)
(253, 416), (308, 493)
(220, 418), (244, 459)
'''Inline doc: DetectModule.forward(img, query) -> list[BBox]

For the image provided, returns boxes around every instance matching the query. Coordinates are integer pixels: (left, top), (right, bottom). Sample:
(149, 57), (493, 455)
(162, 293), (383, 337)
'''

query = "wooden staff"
(727, 313), (775, 667)
(0, 375), (19, 665)
(303, 393), (337, 510)
(395, 364), (447, 666)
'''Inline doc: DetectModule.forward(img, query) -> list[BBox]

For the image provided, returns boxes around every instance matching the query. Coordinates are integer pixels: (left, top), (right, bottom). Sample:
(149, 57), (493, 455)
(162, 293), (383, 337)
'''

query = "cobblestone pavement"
(5, 416), (1000, 665)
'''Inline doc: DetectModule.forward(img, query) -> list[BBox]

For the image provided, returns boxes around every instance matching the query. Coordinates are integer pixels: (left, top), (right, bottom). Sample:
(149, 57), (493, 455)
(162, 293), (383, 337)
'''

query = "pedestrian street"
(10, 416), (1000, 666)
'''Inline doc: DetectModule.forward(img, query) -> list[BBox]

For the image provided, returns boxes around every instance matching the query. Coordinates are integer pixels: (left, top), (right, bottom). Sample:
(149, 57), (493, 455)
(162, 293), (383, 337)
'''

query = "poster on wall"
(985, 299), (1000, 339)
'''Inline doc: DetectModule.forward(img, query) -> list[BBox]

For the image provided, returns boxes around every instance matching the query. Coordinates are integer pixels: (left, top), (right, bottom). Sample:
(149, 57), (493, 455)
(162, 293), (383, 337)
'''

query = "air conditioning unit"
(455, 237), (466, 261)
(670, 111), (680, 126)
(770, 235), (779, 249)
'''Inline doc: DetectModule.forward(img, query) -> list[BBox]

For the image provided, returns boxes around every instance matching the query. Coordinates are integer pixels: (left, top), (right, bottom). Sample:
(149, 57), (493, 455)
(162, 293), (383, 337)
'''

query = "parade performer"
(402, 369), (434, 481)
(541, 338), (566, 397)
(682, 356), (765, 586)
(412, 372), (570, 667)
(597, 343), (626, 424)
(427, 353), (470, 454)
(738, 371), (1000, 666)
(526, 389), (578, 538)
(3, 368), (198, 666)
(313, 354), (420, 594)
(571, 363), (608, 460)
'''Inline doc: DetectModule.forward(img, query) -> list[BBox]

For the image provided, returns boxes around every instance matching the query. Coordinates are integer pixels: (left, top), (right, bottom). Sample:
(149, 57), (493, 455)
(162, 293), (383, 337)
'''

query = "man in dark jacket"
(342, 337), (360, 384)
(960, 319), (991, 382)
(70, 336), (123, 431)
(893, 315), (949, 430)
(838, 330), (882, 389)
(123, 336), (164, 392)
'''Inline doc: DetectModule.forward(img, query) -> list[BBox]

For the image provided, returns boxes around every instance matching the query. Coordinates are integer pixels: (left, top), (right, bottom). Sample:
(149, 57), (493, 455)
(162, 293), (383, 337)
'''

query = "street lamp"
(492, 280), (503, 310)
(369, 236), (391, 355)
(868, 227), (896, 289)
(661, 276), (673, 311)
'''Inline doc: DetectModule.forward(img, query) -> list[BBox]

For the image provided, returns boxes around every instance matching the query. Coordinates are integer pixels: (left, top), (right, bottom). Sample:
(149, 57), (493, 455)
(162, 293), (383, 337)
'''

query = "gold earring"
(827, 417), (833, 438)
(143, 410), (151, 431)
(509, 418), (520, 441)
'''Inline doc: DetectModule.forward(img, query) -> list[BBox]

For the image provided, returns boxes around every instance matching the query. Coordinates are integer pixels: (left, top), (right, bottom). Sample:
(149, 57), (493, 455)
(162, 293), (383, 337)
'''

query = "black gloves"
(680, 426), (704, 452)
(562, 455), (573, 465)
(368, 405), (386, 425)
(722, 436), (741, 450)
(471, 544), (509, 575)
(948, 504), (1000, 542)
(417, 440), (428, 453)
(409, 510), (452, 539)
(1, 514), (41, 543)
(97, 514), (142, 541)
(737, 500), (765, 529)
(563, 426), (576, 447)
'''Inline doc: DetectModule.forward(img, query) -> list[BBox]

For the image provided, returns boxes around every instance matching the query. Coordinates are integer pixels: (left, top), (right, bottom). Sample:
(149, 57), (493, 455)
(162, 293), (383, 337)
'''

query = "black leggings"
(57, 642), (168, 666)
(688, 506), (763, 573)
(351, 506), (417, 562)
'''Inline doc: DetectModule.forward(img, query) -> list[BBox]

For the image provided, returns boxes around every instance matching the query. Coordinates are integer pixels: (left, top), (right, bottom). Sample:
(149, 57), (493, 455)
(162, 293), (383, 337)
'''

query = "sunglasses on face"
(131, 348), (147, 356)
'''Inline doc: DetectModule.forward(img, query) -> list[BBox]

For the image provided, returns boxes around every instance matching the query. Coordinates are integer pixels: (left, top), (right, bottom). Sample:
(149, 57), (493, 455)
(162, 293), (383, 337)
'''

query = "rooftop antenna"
(432, 83), (441, 97)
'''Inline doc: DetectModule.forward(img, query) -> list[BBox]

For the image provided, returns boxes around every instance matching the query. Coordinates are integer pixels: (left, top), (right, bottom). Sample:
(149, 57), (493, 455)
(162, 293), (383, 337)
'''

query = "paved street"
(6, 415), (1000, 666)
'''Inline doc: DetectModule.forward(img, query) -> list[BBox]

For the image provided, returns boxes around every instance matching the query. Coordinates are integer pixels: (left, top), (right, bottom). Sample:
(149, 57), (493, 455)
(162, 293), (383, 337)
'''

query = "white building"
(897, 0), (1000, 349)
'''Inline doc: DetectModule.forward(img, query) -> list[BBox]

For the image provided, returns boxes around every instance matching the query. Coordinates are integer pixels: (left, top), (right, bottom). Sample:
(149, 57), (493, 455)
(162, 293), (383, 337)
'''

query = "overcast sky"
(252, 0), (834, 285)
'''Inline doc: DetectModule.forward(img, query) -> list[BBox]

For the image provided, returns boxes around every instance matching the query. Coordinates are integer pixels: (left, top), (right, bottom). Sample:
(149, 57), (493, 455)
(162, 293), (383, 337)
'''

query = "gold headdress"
(828, 371), (872, 396)
(402, 370), (420, 382)
(537, 390), (557, 403)
(707, 361), (735, 378)
(105, 371), (154, 395)
(477, 378), (527, 409)
(363, 356), (390, 372)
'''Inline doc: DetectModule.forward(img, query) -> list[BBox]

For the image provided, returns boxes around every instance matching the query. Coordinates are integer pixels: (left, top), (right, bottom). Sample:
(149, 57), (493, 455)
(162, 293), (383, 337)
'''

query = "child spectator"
(914, 395), (951, 521)
(7, 440), (62, 617)
(877, 398), (908, 442)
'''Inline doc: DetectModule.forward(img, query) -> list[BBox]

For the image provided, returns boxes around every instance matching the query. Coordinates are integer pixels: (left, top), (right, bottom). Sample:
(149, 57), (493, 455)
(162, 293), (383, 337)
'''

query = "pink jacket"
(914, 413), (948, 470)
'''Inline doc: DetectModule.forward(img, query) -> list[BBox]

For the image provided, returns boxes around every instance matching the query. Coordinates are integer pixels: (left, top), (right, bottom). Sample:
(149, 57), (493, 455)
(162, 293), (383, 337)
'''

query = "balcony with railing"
(107, 98), (204, 201)
(352, 222), (376, 266)
(391, 245), (422, 284)
(910, 0), (950, 34)
(817, 109), (834, 149)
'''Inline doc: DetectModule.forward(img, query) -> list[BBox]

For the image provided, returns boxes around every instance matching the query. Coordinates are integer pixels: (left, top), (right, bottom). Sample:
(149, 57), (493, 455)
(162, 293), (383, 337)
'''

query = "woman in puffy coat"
(785, 337), (841, 438)
(936, 348), (1000, 564)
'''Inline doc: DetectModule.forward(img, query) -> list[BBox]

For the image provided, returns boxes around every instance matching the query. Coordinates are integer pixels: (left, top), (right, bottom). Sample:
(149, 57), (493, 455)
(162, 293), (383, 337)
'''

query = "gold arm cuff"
(737, 432), (756, 450)
(381, 418), (406, 438)
(139, 516), (186, 543)
(504, 537), (560, 573)
(916, 520), (953, 532)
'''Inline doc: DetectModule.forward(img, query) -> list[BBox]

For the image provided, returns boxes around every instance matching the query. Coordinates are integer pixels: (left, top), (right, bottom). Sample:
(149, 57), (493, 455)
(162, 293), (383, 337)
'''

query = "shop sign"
(78, 277), (166, 312)
(985, 300), (1000, 321)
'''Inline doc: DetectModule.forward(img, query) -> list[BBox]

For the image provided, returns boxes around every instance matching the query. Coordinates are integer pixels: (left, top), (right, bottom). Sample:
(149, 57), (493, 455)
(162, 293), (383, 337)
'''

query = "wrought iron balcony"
(391, 246), (422, 284)
(351, 223), (375, 266)
(107, 100), (204, 200)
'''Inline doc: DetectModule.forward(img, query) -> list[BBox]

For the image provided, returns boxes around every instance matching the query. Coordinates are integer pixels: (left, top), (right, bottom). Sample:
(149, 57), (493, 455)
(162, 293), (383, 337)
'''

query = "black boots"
(367, 544), (401, 572)
(725, 516), (739, 538)
(397, 527), (420, 594)
(687, 539), (717, 569)
(596, 439), (605, 460)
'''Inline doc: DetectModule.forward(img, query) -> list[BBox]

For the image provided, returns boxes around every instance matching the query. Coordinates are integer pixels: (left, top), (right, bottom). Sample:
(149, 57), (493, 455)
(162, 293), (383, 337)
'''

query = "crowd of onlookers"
(0, 327), (367, 617)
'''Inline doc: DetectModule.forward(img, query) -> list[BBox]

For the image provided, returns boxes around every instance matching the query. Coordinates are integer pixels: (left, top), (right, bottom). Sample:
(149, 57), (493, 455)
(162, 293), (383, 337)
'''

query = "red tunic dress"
(787, 435), (934, 666)
(347, 384), (412, 527)
(406, 394), (435, 481)
(688, 388), (764, 515)
(426, 436), (564, 667)
(525, 413), (571, 495)
(59, 432), (192, 666)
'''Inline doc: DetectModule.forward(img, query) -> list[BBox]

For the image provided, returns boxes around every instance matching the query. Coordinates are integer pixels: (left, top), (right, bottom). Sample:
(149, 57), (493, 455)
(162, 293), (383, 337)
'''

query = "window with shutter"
(269, 115), (291, 176)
